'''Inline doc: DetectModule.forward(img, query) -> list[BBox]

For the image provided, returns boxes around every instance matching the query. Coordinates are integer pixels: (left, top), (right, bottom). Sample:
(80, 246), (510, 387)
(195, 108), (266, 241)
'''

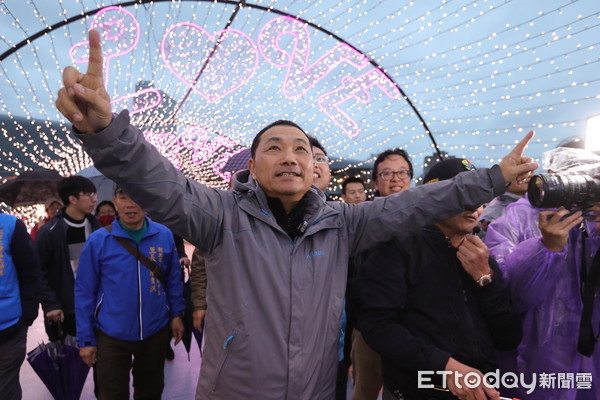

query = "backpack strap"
(104, 225), (164, 285)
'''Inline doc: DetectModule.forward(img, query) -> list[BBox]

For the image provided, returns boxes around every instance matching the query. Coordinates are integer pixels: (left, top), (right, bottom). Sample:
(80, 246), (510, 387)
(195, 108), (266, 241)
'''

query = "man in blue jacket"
(0, 212), (41, 400)
(75, 187), (185, 399)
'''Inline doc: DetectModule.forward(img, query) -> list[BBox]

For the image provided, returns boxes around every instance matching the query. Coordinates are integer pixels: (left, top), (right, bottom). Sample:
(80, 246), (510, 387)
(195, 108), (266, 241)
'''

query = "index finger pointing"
(86, 29), (104, 78)
(509, 130), (534, 158)
(62, 66), (83, 89)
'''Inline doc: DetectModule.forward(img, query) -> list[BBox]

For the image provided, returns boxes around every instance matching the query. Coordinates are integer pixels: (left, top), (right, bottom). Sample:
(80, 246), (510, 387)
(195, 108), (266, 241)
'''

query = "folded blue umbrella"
(27, 335), (90, 400)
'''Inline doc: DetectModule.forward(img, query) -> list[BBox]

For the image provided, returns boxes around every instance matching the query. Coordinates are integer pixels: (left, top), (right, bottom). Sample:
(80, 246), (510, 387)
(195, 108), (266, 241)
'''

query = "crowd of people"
(1, 28), (599, 400)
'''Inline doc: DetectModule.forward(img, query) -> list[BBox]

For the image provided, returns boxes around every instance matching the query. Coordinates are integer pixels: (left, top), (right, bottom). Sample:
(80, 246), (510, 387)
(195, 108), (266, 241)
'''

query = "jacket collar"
(423, 224), (453, 246)
(233, 170), (339, 238)
(108, 216), (158, 239)
(50, 209), (99, 230)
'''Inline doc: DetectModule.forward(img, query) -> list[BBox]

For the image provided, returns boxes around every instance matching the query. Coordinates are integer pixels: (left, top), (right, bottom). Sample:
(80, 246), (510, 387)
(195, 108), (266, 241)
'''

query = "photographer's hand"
(538, 208), (583, 252)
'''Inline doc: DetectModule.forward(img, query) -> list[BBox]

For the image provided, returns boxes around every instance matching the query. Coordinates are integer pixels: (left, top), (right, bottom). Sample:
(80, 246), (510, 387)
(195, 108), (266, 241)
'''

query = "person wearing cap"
(55, 29), (537, 400)
(75, 186), (185, 399)
(30, 197), (64, 241)
(35, 175), (102, 340)
(359, 158), (523, 400)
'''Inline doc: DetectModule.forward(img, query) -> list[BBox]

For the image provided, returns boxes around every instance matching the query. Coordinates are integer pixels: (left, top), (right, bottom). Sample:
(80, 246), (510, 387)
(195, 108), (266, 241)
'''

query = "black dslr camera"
(527, 173), (600, 210)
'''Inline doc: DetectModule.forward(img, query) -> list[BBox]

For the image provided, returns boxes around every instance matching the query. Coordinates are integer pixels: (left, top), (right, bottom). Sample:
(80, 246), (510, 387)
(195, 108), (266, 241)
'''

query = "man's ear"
(248, 158), (257, 180)
(112, 197), (120, 214)
(68, 194), (78, 206)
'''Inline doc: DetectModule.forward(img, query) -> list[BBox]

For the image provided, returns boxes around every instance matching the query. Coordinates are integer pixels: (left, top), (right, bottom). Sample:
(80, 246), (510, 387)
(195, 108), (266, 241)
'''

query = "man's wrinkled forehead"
(263, 135), (310, 147)
(259, 126), (311, 149)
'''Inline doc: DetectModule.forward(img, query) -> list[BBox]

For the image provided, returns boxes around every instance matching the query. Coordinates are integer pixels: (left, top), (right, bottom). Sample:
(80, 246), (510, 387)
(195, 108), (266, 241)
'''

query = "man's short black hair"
(371, 148), (413, 182)
(308, 135), (327, 156)
(250, 120), (309, 158)
(58, 176), (97, 206)
(341, 176), (365, 195)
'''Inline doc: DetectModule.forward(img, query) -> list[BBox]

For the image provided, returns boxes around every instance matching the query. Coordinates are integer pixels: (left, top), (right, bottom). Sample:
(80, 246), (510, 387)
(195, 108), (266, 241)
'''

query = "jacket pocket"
(210, 331), (238, 393)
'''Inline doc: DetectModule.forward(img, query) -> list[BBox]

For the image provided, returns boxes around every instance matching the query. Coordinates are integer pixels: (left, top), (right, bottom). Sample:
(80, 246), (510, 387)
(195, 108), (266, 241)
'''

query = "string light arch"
(1, 0), (599, 218)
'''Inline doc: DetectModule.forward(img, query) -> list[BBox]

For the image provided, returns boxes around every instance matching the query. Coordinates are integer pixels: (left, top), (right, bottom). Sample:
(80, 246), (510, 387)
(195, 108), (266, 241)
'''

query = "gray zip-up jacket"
(75, 111), (506, 400)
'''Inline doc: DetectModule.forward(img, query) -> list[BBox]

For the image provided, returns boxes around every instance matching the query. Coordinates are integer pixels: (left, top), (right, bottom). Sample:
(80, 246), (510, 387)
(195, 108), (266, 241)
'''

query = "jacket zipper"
(454, 257), (480, 360)
(136, 245), (143, 340)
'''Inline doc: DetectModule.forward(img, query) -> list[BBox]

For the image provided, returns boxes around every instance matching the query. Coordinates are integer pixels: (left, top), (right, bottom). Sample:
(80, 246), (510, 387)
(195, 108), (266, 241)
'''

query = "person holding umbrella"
(0, 212), (41, 400)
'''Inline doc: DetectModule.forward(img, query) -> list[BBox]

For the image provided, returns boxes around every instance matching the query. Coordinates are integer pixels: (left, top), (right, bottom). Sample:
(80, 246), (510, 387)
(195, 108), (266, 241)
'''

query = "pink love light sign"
(258, 16), (370, 101)
(69, 6), (140, 85)
(147, 126), (241, 181)
(319, 69), (401, 138)
(160, 22), (258, 103)
(74, 6), (403, 144)
(111, 88), (163, 117)
(70, 6), (156, 116)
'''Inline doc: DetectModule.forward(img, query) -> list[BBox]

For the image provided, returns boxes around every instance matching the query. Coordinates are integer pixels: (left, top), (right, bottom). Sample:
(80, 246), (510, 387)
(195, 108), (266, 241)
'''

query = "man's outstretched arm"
(347, 131), (539, 254)
(56, 30), (224, 253)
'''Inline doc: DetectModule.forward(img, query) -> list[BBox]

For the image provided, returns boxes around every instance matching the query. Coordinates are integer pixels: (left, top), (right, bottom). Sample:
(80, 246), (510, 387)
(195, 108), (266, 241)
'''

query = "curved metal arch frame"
(0, 0), (441, 158)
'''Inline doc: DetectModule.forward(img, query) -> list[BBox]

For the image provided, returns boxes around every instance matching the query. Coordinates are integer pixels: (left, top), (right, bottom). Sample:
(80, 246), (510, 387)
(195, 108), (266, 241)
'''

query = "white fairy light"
(0, 0), (598, 214)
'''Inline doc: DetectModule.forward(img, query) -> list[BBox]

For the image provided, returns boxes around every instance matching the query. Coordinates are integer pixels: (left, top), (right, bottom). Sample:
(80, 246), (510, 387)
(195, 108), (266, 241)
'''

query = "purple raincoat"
(485, 197), (600, 400)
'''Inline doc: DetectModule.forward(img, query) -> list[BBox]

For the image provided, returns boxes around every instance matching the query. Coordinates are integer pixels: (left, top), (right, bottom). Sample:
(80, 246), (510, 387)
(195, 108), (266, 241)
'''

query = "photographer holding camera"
(484, 146), (600, 400)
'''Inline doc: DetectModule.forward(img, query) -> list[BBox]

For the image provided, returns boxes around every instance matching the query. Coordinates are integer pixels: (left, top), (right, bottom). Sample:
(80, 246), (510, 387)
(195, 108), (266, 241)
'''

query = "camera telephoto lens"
(527, 173), (600, 209)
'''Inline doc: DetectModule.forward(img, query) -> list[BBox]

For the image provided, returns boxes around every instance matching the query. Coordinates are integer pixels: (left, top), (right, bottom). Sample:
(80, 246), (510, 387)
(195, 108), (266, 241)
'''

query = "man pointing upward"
(56, 29), (537, 400)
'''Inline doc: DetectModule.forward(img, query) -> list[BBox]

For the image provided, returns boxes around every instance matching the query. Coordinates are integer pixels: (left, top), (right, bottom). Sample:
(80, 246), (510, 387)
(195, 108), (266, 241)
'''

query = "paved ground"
(20, 307), (202, 399)
(18, 245), (375, 399)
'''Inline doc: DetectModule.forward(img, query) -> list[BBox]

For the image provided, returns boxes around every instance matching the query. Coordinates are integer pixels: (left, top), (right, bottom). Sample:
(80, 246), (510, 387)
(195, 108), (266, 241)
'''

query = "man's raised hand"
(56, 29), (112, 133)
(498, 130), (539, 184)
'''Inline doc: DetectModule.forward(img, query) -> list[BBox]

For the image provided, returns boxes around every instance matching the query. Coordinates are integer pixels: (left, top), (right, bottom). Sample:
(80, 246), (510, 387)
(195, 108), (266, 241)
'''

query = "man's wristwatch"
(476, 270), (494, 287)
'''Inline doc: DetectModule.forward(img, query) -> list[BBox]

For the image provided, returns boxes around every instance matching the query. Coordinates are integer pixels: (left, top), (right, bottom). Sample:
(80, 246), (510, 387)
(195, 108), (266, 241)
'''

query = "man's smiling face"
(373, 154), (412, 197)
(248, 125), (314, 203)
